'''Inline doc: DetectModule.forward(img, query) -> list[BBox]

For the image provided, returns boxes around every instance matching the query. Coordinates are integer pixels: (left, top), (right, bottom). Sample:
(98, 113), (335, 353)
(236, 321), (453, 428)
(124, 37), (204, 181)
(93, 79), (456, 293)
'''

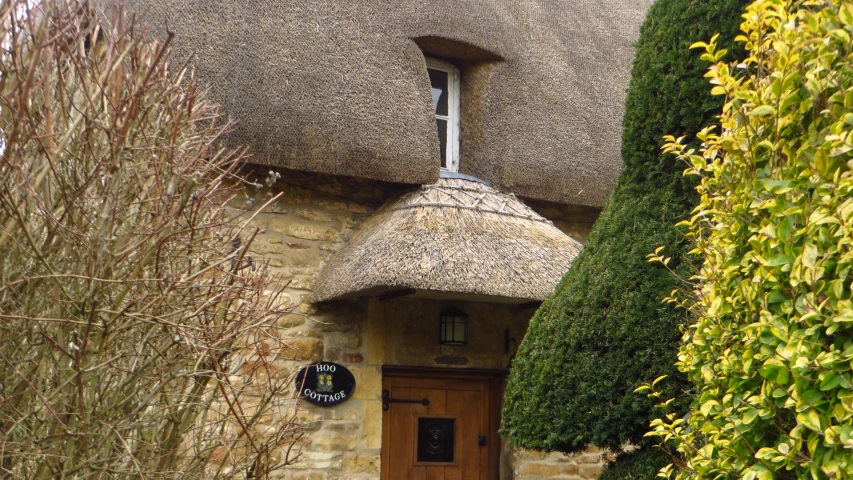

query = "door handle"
(478, 435), (487, 446)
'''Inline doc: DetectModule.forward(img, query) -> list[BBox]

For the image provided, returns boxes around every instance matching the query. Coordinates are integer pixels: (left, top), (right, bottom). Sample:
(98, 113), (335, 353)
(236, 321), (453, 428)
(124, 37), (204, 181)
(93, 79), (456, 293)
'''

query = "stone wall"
(237, 168), (606, 479)
(508, 449), (612, 480)
(524, 200), (601, 244)
(239, 169), (389, 479)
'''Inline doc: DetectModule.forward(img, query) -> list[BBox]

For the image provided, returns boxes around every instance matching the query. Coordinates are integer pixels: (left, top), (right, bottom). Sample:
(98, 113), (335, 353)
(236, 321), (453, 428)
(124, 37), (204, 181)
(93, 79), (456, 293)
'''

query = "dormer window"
(426, 58), (460, 172)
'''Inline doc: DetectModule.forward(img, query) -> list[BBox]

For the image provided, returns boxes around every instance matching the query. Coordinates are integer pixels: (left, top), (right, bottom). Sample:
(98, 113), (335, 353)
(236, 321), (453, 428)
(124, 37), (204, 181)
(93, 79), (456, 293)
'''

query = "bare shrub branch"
(0, 1), (303, 478)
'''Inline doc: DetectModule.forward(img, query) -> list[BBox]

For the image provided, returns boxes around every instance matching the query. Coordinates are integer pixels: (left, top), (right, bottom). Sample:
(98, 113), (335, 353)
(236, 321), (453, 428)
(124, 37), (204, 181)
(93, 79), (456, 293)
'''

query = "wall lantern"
(439, 307), (468, 346)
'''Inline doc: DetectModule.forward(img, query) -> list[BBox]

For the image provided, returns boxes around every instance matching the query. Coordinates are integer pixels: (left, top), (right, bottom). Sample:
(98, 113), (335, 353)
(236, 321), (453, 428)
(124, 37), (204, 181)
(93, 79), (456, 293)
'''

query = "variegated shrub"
(654, 0), (853, 478)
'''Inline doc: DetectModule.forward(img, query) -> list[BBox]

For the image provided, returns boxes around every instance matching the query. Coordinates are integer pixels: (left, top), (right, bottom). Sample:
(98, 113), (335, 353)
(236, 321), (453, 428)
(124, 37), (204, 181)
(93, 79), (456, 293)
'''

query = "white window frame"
(426, 58), (461, 173)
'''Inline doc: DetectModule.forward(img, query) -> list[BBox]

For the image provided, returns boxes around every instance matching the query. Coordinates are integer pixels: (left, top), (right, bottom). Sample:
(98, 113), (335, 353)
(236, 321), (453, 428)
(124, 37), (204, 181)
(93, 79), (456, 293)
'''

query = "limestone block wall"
(524, 200), (601, 244)
(239, 170), (392, 479)
(507, 449), (613, 480)
(237, 168), (606, 479)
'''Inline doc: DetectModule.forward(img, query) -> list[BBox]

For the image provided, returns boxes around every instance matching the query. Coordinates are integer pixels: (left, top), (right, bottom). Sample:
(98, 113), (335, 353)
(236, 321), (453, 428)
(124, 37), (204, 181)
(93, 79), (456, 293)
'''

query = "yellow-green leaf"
(749, 105), (776, 116)
(798, 409), (822, 432)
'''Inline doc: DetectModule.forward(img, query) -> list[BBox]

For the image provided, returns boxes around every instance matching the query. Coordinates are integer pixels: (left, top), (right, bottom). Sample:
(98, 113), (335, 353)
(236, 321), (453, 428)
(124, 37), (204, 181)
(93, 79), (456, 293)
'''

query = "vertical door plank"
(445, 468), (462, 480)
(409, 386), (431, 475)
(416, 387), (445, 480)
(445, 388), (471, 479)
(411, 388), (431, 417)
(461, 388), (483, 480)
(389, 386), (413, 480)
(445, 387), (465, 416)
(487, 379), (500, 480)
(474, 384), (490, 480)
(426, 466), (445, 480)
(412, 466), (427, 480)
(428, 388), (447, 416)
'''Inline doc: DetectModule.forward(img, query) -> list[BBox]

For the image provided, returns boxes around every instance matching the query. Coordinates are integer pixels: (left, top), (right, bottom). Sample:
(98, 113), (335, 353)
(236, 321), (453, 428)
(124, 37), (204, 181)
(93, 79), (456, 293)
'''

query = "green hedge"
(500, 0), (748, 455)
(652, 2), (853, 478)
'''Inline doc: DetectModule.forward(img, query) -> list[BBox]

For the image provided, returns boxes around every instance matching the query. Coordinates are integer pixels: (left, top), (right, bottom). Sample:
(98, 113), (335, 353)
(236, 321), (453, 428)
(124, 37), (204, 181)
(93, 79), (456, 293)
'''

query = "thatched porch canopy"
(312, 176), (582, 303)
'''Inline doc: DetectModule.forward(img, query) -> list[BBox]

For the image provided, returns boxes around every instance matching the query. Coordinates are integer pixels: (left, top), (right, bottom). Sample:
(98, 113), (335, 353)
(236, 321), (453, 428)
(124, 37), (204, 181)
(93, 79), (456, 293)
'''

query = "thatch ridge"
(392, 180), (557, 223)
(114, 0), (654, 207)
(312, 177), (582, 302)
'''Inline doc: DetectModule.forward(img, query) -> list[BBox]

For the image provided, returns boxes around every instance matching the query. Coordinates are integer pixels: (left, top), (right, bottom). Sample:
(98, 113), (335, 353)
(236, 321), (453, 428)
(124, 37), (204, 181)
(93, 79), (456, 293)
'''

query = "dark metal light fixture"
(505, 327), (518, 369)
(439, 307), (468, 345)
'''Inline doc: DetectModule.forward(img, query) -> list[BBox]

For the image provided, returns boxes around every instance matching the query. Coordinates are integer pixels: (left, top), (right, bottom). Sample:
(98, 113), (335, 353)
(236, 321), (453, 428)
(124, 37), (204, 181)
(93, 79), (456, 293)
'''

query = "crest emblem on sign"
(316, 373), (334, 393)
(295, 361), (355, 407)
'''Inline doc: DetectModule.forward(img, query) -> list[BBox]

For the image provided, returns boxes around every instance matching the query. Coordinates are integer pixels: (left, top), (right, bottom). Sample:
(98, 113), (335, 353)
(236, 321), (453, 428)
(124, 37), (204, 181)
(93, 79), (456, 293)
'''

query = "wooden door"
(381, 369), (502, 480)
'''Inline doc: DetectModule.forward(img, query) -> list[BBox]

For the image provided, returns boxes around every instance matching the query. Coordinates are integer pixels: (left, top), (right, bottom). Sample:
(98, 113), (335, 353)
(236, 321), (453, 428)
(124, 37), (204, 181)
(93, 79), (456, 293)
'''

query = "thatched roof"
(312, 176), (582, 303)
(114, 0), (653, 207)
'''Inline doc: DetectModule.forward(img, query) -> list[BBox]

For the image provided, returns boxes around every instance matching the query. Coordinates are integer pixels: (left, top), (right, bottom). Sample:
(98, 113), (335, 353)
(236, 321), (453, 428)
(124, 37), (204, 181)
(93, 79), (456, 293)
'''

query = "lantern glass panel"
(453, 321), (466, 343)
(439, 308), (467, 345)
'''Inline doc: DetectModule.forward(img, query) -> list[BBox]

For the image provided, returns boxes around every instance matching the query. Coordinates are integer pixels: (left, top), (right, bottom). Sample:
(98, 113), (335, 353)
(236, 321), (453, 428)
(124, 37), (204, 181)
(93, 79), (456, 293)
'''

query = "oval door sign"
(295, 361), (356, 407)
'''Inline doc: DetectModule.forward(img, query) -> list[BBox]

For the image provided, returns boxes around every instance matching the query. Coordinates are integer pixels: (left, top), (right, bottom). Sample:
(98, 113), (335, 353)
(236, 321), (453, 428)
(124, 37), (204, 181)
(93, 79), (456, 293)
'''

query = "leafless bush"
(0, 1), (302, 477)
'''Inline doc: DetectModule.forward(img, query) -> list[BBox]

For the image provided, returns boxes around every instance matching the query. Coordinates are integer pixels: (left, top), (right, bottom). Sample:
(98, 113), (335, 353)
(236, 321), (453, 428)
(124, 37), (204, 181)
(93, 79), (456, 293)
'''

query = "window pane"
(436, 118), (447, 168)
(428, 69), (448, 116)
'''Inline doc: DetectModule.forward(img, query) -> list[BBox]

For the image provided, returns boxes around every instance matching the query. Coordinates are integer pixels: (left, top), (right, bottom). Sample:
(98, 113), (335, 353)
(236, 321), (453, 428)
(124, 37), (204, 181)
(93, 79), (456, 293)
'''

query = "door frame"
(381, 366), (507, 480)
